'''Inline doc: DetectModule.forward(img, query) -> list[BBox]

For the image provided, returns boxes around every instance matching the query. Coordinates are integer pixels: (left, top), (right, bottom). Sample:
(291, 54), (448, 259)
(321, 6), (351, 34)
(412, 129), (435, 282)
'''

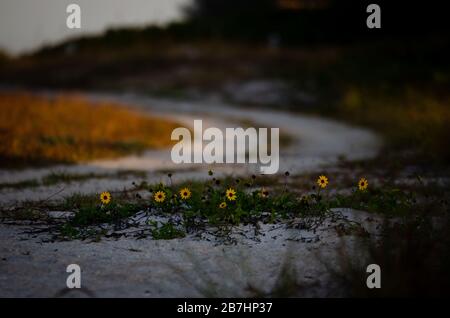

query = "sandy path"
(0, 208), (378, 297)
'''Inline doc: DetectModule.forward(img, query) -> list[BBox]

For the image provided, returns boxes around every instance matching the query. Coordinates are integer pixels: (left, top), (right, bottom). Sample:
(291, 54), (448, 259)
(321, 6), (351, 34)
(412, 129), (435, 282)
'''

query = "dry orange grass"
(0, 92), (179, 166)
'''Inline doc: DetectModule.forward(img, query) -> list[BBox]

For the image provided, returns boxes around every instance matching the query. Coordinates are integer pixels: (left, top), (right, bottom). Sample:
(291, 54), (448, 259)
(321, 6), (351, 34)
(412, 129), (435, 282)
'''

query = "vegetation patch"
(2, 170), (444, 243)
(0, 92), (180, 167)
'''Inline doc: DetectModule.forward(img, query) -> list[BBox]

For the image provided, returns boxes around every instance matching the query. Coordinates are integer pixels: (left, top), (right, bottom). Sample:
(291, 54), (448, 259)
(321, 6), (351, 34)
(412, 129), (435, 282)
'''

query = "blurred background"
(0, 0), (188, 55)
(1, 1), (450, 298)
(0, 0), (449, 168)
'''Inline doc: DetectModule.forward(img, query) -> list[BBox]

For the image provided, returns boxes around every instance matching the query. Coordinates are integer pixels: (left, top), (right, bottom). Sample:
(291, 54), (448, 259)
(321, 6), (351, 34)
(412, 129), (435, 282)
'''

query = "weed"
(331, 187), (415, 217)
(148, 220), (186, 240)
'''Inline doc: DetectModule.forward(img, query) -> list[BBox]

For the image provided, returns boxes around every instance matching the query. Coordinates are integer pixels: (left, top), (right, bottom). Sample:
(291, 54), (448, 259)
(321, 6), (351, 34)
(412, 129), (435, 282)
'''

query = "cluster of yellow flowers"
(99, 187), (239, 209)
(99, 176), (369, 206)
(153, 187), (192, 203)
(316, 175), (369, 191)
(148, 187), (238, 209)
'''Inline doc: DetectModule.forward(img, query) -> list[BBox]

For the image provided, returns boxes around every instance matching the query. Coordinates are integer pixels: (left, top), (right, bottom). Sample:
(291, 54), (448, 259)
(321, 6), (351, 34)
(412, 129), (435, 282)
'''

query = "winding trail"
(0, 93), (381, 206)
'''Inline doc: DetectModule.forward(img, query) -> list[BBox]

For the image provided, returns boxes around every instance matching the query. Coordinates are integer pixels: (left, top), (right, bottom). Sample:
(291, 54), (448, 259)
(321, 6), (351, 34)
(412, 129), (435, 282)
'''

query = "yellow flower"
(219, 202), (227, 209)
(260, 188), (269, 198)
(226, 188), (237, 201)
(358, 178), (369, 191)
(154, 191), (166, 203)
(317, 175), (329, 188)
(179, 187), (191, 200)
(100, 191), (111, 205)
